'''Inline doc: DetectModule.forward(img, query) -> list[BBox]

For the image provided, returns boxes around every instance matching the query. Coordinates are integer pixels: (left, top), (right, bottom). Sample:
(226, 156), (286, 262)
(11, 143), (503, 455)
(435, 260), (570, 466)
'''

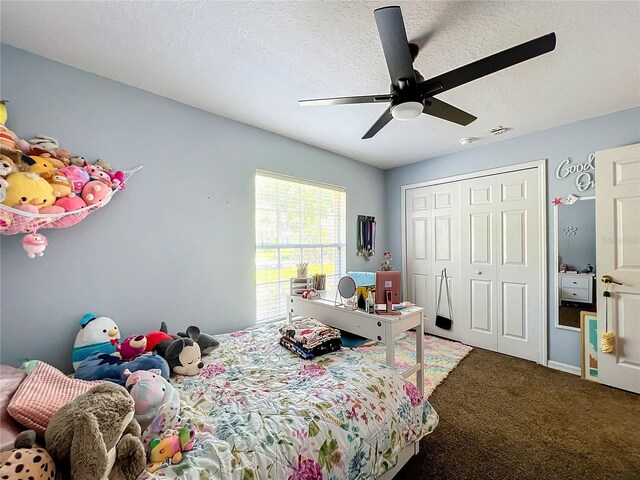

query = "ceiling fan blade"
(299, 94), (393, 107)
(362, 108), (393, 139)
(419, 32), (556, 97)
(374, 6), (416, 85)
(423, 98), (477, 126)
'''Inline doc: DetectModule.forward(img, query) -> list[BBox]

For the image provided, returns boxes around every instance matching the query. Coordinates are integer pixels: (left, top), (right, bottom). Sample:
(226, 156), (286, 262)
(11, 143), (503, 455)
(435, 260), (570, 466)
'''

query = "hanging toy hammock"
(1, 166), (142, 258)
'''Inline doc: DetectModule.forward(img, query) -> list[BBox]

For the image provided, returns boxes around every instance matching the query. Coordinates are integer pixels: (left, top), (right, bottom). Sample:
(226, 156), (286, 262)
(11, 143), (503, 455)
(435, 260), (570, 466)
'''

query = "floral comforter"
(140, 321), (438, 479)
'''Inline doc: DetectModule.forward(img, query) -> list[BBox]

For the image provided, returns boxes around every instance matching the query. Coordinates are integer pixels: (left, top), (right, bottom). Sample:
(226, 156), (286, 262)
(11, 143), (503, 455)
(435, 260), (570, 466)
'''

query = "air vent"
(489, 126), (509, 136)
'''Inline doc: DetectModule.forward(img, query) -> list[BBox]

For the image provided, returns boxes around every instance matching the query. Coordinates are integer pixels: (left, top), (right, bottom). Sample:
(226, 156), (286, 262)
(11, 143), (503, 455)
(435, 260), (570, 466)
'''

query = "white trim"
(552, 196), (595, 333)
(547, 360), (581, 376)
(256, 169), (345, 192)
(539, 161), (548, 366)
(400, 159), (545, 191)
(400, 159), (548, 365)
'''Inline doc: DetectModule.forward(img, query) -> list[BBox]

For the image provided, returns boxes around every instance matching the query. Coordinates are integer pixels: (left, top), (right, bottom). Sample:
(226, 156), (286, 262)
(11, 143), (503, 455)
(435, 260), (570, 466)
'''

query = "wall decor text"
(555, 153), (595, 192)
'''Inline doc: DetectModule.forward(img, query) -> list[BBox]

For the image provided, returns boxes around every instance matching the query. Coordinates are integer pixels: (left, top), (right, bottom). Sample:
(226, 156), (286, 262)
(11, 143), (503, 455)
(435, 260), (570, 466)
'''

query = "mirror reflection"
(556, 198), (596, 329)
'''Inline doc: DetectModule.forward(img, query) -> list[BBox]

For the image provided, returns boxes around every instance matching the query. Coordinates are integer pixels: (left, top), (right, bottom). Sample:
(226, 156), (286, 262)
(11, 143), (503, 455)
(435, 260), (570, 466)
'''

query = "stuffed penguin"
(71, 314), (120, 370)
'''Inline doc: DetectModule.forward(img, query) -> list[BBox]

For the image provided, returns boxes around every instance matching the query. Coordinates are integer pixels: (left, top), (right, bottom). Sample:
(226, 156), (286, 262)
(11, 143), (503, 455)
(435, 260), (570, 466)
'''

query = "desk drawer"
(561, 287), (590, 302)
(561, 276), (591, 289)
(289, 298), (387, 342)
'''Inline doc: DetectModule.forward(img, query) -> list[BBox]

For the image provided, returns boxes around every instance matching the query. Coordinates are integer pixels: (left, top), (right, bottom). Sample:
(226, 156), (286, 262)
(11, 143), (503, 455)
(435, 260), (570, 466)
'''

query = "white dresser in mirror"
(558, 272), (595, 304)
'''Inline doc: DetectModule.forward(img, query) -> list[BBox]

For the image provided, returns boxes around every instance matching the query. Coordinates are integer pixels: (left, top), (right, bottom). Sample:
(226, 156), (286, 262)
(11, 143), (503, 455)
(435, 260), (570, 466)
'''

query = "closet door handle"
(476, 271), (482, 275)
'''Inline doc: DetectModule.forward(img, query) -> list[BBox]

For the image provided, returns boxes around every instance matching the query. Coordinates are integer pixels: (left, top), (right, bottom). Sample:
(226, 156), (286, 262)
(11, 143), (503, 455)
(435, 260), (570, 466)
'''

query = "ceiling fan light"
(391, 101), (423, 120)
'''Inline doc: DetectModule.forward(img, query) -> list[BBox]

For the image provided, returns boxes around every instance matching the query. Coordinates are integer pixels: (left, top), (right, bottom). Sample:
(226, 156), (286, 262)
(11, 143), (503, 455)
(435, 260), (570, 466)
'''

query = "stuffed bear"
(45, 383), (146, 480)
(0, 430), (59, 480)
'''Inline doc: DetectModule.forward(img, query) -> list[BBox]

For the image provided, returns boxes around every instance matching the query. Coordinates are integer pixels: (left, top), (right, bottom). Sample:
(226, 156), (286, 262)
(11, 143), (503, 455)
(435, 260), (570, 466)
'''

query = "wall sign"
(555, 153), (595, 192)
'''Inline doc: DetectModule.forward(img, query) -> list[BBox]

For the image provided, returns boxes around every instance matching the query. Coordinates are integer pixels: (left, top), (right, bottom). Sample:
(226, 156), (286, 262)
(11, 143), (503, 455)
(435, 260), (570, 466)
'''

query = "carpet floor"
(399, 348), (640, 480)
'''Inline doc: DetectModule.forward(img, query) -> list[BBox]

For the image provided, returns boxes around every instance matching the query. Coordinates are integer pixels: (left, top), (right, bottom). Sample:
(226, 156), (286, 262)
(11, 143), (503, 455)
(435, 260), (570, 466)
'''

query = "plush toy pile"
(0, 100), (131, 258)
(67, 313), (220, 473)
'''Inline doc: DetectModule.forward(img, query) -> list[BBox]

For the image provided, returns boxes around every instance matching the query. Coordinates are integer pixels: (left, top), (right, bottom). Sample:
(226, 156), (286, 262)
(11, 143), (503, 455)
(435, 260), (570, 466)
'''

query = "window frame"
(255, 170), (346, 323)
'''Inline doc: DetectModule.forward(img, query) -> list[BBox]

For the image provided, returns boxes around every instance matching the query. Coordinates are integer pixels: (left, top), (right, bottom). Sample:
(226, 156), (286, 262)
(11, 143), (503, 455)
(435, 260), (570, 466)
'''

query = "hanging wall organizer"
(0, 102), (141, 258)
(357, 215), (376, 260)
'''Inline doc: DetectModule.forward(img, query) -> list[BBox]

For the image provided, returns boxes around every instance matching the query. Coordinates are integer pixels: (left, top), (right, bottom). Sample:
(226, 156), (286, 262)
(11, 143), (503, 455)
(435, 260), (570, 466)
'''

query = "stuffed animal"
(0, 430), (59, 480)
(69, 155), (86, 166)
(95, 158), (113, 172)
(48, 172), (75, 198)
(147, 425), (196, 473)
(0, 144), (20, 176)
(109, 170), (126, 189)
(82, 180), (111, 206)
(154, 331), (203, 376)
(176, 326), (220, 355)
(22, 233), (48, 258)
(27, 154), (56, 179)
(2, 172), (56, 209)
(0, 124), (17, 149)
(45, 383), (146, 480)
(72, 314), (121, 370)
(145, 325), (174, 353)
(54, 194), (87, 212)
(0, 177), (8, 203)
(124, 369), (180, 440)
(161, 321), (220, 356)
(28, 135), (59, 155)
(85, 163), (113, 187)
(58, 165), (89, 195)
(74, 351), (170, 385)
(116, 335), (148, 361)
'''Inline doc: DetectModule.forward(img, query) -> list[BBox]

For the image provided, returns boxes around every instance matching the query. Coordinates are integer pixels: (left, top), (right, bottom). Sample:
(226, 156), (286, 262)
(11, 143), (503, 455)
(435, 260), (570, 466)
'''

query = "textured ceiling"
(1, 1), (639, 169)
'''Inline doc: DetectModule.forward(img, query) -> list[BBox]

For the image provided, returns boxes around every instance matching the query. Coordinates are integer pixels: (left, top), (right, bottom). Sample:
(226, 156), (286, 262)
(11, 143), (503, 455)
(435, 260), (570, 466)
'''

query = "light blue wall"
(385, 106), (640, 367)
(0, 45), (388, 372)
(557, 199), (596, 272)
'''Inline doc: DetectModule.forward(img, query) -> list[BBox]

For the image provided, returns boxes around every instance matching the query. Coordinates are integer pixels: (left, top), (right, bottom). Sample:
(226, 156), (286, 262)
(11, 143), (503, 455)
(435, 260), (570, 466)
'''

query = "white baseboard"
(547, 360), (581, 376)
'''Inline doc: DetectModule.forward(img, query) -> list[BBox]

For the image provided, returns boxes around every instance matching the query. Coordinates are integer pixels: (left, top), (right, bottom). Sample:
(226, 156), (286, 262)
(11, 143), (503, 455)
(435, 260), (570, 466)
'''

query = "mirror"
(554, 197), (596, 330)
(335, 275), (357, 308)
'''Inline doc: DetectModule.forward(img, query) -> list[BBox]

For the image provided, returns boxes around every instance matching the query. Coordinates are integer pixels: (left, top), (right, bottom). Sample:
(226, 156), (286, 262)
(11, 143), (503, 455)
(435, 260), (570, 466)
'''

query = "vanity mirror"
(554, 196), (596, 330)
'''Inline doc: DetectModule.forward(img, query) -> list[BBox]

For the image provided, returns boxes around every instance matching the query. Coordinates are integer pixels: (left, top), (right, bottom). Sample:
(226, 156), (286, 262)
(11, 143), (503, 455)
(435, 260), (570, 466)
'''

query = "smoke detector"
(489, 126), (509, 136)
(459, 137), (475, 146)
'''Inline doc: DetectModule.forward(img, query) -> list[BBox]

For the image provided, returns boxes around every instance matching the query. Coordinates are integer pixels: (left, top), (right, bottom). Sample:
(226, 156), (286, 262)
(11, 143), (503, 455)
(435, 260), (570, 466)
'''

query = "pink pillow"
(0, 365), (26, 452)
(7, 361), (103, 436)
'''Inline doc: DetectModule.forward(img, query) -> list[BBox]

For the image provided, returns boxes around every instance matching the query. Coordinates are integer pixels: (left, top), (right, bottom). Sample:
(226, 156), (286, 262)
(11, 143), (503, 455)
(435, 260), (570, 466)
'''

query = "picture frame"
(580, 311), (598, 382)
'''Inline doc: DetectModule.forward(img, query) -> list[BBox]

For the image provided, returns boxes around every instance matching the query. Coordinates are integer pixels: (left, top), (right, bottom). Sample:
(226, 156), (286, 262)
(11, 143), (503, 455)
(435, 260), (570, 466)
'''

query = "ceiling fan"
(299, 6), (556, 139)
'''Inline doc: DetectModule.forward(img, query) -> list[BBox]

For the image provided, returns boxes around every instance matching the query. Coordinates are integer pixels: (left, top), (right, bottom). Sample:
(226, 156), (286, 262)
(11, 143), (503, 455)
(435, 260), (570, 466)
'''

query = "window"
(255, 171), (346, 322)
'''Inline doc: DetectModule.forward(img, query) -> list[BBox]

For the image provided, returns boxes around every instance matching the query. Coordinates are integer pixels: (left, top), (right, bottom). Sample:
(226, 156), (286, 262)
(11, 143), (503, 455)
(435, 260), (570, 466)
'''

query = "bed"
(140, 320), (439, 479)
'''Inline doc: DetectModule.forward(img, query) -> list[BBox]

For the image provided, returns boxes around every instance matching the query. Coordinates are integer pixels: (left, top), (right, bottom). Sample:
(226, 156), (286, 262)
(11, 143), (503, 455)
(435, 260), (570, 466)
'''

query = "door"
(428, 182), (460, 340)
(405, 186), (432, 325)
(495, 169), (541, 362)
(459, 175), (498, 351)
(404, 164), (543, 363)
(596, 143), (640, 394)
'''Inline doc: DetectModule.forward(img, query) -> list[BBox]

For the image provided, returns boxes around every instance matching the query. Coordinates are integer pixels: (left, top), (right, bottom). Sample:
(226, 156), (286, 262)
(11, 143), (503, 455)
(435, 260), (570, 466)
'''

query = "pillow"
(0, 365), (26, 452)
(7, 361), (102, 436)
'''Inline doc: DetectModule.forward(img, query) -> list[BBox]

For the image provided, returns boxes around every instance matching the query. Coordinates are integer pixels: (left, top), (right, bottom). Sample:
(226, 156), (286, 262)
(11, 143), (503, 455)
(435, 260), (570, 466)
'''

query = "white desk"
(286, 295), (425, 395)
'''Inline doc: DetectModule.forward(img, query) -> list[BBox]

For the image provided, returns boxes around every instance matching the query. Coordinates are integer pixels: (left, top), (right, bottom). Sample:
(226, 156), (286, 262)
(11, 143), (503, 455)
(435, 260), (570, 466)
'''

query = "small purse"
(435, 268), (453, 330)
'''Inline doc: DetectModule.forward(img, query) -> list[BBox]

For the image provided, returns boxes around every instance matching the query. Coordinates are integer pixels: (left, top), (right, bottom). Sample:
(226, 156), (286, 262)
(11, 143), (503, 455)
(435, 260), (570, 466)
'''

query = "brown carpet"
(399, 348), (640, 480)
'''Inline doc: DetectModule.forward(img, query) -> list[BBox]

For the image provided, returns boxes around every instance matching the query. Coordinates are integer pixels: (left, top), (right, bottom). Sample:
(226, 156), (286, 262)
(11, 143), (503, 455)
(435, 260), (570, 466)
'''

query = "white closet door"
(405, 186), (432, 323)
(459, 175), (499, 351)
(495, 168), (541, 362)
(427, 182), (461, 340)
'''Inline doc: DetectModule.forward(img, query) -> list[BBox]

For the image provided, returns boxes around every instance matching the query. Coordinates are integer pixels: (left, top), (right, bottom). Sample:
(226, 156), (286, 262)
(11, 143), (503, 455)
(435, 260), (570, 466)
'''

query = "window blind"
(255, 171), (346, 322)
